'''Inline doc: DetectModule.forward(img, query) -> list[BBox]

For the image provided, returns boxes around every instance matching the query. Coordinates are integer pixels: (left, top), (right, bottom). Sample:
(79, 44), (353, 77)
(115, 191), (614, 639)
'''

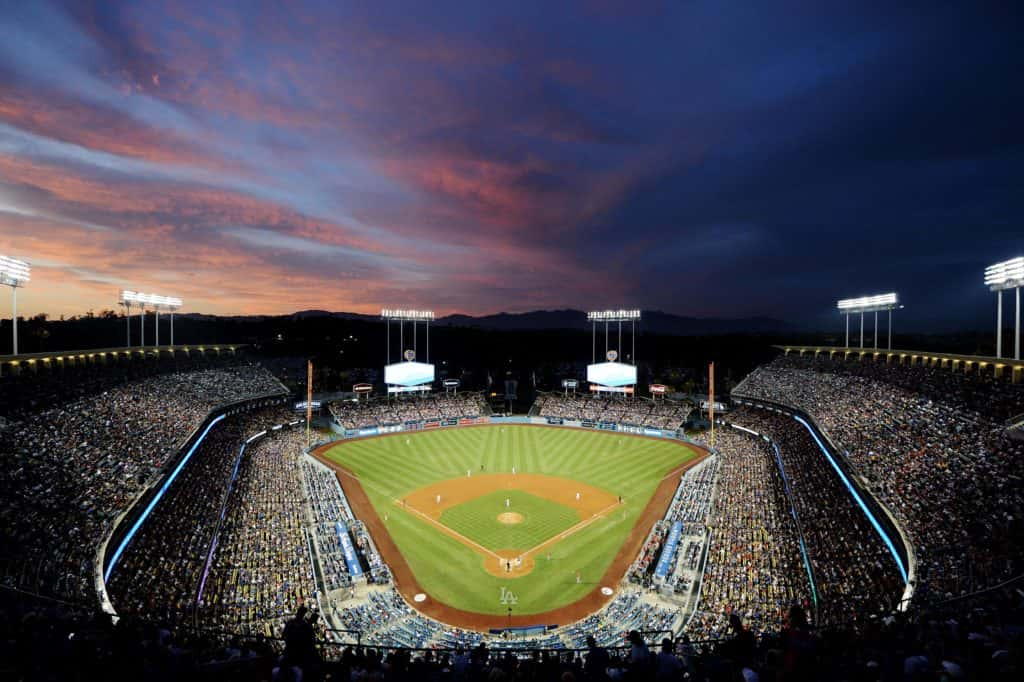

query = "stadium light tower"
(122, 291), (183, 347)
(0, 254), (30, 355)
(985, 257), (1024, 360)
(151, 294), (183, 346)
(837, 293), (899, 350)
(586, 310), (641, 365)
(121, 291), (147, 347)
(381, 308), (435, 364)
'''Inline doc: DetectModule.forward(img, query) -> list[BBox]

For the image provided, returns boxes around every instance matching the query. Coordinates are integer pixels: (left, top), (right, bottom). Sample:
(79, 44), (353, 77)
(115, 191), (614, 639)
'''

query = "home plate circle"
(601, 587), (613, 596)
(414, 593), (427, 603)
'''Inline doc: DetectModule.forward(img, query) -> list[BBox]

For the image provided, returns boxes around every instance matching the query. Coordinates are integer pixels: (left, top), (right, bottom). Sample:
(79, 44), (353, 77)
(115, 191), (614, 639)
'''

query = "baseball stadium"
(1, 3), (1022, 679)
(2, 291), (1024, 681)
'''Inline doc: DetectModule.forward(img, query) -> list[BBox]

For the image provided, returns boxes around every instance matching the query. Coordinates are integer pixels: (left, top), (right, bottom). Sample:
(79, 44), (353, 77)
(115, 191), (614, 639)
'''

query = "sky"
(0, 1), (1020, 330)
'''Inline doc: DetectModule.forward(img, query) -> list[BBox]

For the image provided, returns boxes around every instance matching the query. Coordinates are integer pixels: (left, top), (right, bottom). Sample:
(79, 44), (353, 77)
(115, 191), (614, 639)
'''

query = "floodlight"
(0, 254), (30, 355)
(381, 308), (434, 320)
(0, 255), (30, 286)
(984, 257), (1024, 291)
(836, 293), (898, 313)
(837, 292), (900, 351)
(587, 309), (641, 321)
(121, 291), (182, 308)
(120, 289), (183, 348)
(986, 257), (1023, 360)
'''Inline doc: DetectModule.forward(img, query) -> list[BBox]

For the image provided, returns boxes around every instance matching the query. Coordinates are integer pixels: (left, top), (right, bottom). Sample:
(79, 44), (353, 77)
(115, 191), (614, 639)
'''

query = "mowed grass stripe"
(324, 425), (698, 616)
(441, 490), (580, 552)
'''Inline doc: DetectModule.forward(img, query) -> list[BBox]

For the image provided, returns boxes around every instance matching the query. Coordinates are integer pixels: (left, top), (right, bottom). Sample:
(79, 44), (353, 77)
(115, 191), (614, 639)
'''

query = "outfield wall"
(311, 414), (706, 452)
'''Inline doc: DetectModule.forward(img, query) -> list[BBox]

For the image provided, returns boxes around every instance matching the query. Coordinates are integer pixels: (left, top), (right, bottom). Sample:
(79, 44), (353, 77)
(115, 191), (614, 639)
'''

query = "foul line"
(348, 460), (691, 574)
(521, 500), (622, 559)
(402, 497), (624, 569)
(398, 499), (505, 562)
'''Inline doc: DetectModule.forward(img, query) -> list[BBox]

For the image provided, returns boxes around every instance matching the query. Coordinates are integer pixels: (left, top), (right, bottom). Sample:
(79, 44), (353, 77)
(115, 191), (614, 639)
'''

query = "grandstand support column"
(140, 304), (145, 349)
(996, 289), (1003, 358)
(124, 302), (131, 347)
(155, 309), (160, 347)
(860, 313), (864, 348)
(874, 310), (878, 349)
(170, 311), (174, 346)
(845, 313), (849, 348)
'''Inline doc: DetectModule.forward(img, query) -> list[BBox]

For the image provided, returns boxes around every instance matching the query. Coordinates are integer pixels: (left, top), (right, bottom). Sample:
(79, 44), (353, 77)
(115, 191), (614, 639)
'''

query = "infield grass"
(323, 425), (697, 617)
(441, 490), (579, 552)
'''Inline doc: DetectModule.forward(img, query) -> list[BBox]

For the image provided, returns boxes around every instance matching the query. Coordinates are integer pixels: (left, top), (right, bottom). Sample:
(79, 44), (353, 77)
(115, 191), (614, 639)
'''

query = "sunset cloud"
(0, 1), (1020, 329)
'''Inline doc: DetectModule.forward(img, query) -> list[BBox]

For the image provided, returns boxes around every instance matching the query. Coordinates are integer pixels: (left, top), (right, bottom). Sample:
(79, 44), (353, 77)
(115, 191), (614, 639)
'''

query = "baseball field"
(316, 424), (703, 628)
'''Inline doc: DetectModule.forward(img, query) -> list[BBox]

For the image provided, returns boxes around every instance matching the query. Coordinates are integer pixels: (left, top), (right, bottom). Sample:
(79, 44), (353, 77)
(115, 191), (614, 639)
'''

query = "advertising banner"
(654, 521), (684, 579)
(334, 522), (364, 578)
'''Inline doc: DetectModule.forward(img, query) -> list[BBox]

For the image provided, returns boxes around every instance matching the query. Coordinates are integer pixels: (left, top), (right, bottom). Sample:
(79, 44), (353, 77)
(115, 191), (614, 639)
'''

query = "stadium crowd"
(661, 457), (721, 595)
(302, 458), (391, 588)
(728, 406), (907, 625)
(197, 427), (317, 638)
(734, 355), (1024, 602)
(6, 348), (1024, 680)
(7, 580), (1021, 681)
(329, 392), (488, 429)
(0, 366), (285, 603)
(689, 428), (809, 640)
(534, 393), (692, 429)
(107, 408), (283, 624)
(302, 461), (358, 592)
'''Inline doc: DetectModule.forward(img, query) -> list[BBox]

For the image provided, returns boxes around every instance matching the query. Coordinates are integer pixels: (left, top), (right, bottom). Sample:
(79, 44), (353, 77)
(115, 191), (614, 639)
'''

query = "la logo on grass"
(499, 586), (518, 605)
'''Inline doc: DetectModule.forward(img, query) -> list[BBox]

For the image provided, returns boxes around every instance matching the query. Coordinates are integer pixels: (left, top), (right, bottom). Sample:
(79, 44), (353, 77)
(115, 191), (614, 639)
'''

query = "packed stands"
(688, 428), (809, 640)
(7, 344), (1024, 680)
(5, 575), (1023, 682)
(734, 354), (1024, 603)
(107, 407), (288, 624)
(302, 458), (390, 587)
(197, 427), (316, 638)
(728, 406), (907, 625)
(302, 460), (358, 592)
(328, 392), (488, 429)
(533, 392), (691, 428)
(0, 366), (286, 603)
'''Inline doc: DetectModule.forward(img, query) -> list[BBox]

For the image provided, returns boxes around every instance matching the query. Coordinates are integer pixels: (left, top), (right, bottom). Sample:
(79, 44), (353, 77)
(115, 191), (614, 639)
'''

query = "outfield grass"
(324, 425), (696, 616)
(440, 489), (579, 552)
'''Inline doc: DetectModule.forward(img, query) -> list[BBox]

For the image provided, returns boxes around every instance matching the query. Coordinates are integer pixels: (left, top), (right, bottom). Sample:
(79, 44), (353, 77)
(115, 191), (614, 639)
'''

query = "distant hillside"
(434, 309), (795, 335)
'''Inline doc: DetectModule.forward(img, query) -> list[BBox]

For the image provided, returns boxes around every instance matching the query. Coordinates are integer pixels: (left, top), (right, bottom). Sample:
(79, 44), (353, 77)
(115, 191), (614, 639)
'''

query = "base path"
(311, 429), (708, 631)
(402, 472), (619, 577)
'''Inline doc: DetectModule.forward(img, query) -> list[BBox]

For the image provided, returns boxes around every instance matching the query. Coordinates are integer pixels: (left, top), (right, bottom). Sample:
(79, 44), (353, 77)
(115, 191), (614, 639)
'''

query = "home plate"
(601, 587), (613, 596)
(414, 593), (427, 603)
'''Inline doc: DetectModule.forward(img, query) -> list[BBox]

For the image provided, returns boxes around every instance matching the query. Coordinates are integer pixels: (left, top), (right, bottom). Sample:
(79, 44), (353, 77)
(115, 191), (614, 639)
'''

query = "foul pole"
(709, 361), (715, 447)
(306, 360), (313, 449)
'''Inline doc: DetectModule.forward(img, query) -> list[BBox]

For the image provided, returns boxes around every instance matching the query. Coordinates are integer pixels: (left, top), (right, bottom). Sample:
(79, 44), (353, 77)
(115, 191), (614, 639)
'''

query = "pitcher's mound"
(497, 512), (524, 525)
